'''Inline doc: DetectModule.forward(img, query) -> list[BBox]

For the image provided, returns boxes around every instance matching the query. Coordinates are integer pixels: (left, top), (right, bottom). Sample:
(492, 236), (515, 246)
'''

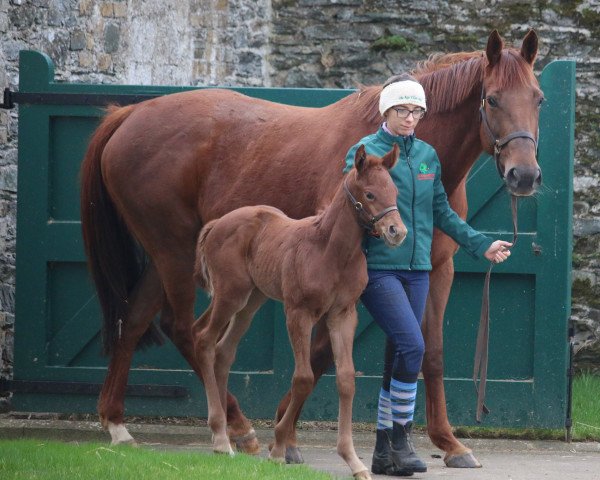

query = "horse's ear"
(520, 29), (538, 65)
(382, 143), (399, 170)
(354, 144), (368, 173)
(486, 30), (503, 68)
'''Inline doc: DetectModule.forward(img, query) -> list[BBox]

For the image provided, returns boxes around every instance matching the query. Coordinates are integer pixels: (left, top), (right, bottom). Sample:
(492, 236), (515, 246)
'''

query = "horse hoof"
(353, 469), (372, 480)
(444, 451), (482, 468)
(107, 422), (136, 446)
(285, 445), (304, 464)
(268, 453), (286, 464)
(230, 429), (260, 455)
(214, 445), (235, 456)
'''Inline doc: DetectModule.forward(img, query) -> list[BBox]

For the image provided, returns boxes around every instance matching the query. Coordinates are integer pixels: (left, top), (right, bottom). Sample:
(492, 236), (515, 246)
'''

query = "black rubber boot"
(371, 429), (414, 476)
(390, 422), (427, 473)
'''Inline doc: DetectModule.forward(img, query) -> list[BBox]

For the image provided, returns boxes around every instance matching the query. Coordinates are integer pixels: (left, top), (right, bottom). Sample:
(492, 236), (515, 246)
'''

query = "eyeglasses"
(392, 107), (426, 119)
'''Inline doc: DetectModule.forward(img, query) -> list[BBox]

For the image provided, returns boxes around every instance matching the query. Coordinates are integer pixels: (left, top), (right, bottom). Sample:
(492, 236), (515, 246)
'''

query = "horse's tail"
(194, 220), (218, 297)
(80, 105), (163, 355)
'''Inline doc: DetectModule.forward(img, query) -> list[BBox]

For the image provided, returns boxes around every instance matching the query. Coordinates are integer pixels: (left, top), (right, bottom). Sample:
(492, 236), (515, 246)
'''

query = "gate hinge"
(1, 87), (15, 109)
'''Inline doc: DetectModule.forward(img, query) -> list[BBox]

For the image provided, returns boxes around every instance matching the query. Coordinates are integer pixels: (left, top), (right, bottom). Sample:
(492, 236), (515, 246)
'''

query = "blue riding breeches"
(360, 269), (430, 385)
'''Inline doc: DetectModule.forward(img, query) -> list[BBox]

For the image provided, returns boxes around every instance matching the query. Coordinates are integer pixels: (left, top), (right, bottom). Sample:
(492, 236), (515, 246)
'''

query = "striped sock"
(390, 379), (417, 426)
(376, 387), (393, 430)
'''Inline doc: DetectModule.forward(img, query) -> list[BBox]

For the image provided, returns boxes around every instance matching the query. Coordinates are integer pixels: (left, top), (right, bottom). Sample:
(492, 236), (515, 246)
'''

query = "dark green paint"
(12, 51), (574, 427)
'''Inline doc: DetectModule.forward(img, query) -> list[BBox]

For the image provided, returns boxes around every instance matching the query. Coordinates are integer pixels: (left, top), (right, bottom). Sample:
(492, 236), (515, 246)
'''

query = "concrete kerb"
(2, 414), (600, 479)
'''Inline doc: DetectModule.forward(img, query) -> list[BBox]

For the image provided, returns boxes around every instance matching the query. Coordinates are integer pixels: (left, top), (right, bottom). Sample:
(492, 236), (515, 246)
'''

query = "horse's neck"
(314, 179), (364, 263)
(420, 86), (484, 195)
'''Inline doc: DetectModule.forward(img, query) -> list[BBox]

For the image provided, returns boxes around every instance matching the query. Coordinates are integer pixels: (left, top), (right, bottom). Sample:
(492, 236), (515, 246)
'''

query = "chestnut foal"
(193, 144), (406, 479)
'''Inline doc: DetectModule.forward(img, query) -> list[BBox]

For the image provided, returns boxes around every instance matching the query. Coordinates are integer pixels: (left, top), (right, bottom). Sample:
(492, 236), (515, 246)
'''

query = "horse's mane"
(352, 48), (537, 118)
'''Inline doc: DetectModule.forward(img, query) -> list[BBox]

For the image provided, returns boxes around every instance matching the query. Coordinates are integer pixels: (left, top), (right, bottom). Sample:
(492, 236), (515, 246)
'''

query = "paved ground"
(1, 415), (599, 479)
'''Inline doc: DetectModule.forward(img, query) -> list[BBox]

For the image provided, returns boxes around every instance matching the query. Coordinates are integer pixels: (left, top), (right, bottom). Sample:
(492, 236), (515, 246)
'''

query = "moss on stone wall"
(572, 277), (600, 309)
(370, 35), (416, 52)
(552, 0), (583, 18)
(580, 8), (600, 35)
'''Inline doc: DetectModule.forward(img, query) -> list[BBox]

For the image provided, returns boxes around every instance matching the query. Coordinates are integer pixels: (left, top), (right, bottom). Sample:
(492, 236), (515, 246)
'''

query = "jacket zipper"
(407, 153), (416, 270)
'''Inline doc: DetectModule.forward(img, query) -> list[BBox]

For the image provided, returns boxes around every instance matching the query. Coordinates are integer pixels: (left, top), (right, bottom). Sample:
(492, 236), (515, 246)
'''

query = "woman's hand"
(484, 240), (512, 263)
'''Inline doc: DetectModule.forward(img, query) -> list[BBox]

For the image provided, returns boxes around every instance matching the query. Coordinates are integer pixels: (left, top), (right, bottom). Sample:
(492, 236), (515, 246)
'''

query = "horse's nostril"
(507, 168), (520, 182)
(389, 225), (397, 236)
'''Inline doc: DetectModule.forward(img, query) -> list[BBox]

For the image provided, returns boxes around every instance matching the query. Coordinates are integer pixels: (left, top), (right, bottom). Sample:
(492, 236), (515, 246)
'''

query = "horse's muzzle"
(382, 223), (407, 247)
(505, 166), (542, 196)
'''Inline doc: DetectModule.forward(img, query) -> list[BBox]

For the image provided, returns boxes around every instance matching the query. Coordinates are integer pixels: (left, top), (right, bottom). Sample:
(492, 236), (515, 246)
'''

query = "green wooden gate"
(8, 51), (574, 427)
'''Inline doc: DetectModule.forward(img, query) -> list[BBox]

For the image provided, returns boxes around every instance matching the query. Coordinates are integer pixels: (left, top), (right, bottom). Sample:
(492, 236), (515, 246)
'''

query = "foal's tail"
(194, 220), (218, 297)
(80, 105), (162, 355)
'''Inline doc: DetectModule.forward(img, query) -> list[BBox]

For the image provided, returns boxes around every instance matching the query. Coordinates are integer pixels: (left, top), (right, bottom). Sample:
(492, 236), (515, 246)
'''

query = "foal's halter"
(479, 86), (538, 179)
(343, 179), (398, 234)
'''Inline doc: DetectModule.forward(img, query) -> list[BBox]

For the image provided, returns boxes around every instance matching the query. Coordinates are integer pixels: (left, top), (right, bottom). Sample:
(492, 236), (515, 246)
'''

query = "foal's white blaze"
(108, 422), (136, 445)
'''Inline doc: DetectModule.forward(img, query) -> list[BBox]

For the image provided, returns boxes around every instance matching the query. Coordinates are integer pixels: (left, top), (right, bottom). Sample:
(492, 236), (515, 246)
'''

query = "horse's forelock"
(490, 49), (539, 90)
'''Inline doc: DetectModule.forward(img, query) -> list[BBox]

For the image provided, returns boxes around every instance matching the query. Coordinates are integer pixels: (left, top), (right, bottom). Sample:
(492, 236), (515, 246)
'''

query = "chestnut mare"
(80, 30), (542, 467)
(193, 145), (405, 479)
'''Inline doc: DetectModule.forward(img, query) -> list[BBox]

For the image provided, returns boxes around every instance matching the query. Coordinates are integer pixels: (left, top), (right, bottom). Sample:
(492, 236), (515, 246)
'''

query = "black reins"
(343, 179), (398, 233)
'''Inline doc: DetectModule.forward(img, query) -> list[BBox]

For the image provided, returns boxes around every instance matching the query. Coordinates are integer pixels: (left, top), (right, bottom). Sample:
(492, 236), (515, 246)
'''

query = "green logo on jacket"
(419, 162), (429, 174)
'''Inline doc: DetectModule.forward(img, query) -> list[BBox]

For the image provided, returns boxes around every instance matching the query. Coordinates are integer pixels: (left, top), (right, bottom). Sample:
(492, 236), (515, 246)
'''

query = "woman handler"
(343, 74), (511, 476)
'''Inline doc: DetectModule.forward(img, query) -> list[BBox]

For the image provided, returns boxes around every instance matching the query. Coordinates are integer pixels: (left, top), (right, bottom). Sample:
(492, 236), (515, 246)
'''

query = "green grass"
(571, 371), (600, 441)
(0, 440), (332, 480)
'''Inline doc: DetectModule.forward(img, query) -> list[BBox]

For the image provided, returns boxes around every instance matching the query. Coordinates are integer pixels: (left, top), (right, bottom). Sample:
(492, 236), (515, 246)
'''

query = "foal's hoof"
(268, 453), (286, 464)
(353, 469), (372, 480)
(230, 429), (260, 455)
(214, 444), (235, 456)
(444, 451), (482, 468)
(285, 445), (304, 464)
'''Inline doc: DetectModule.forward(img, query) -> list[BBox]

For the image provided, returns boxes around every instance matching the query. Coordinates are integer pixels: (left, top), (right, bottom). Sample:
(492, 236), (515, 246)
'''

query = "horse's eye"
(487, 96), (498, 107)
(365, 192), (375, 201)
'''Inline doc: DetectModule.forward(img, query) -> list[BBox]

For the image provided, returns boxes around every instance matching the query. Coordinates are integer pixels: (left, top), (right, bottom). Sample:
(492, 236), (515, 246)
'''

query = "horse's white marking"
(108, 422), (135, 445)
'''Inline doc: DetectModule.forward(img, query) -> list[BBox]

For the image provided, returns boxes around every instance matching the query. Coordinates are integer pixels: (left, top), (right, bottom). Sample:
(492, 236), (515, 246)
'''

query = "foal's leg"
(214, 289), (267, 414)
(327, 309), (370, 480)
(98, 263), (162, 444)
(275, 316), (334, 463)
(195, 290), (254, 454)
(422, 257), (481, 468)
(270, 309), (316, 462)
(162, 293), (259, 454)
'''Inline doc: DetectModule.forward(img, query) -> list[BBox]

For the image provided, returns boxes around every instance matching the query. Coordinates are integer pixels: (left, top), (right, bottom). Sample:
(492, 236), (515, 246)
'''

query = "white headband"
(379, 80), (427, 116)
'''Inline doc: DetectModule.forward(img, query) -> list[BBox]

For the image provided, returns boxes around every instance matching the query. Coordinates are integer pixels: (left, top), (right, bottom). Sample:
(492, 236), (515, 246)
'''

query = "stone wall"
(1, 0), (599, 400)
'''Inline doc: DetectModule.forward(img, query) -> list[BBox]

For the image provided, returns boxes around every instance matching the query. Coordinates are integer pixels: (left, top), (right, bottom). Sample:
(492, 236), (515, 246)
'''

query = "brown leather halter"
(343, 178), (398, 234)
(479, 86), (538, 179)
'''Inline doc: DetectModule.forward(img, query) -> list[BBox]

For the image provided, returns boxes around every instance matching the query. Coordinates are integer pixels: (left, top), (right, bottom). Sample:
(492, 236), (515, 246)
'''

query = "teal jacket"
(343, 127), (493, 271)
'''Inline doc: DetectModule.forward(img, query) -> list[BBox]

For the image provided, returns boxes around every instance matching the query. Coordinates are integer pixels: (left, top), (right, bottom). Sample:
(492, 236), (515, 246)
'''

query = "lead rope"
(473, 195), (518, 422)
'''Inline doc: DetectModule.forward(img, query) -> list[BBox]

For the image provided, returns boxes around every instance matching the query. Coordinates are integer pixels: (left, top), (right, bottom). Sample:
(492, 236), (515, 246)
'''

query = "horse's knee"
(335, 368), (356, 398)
(292, 372), (314, 399)
(422, 345), (444, 377)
